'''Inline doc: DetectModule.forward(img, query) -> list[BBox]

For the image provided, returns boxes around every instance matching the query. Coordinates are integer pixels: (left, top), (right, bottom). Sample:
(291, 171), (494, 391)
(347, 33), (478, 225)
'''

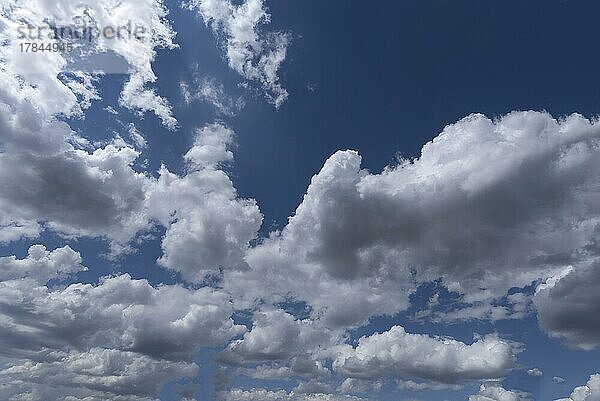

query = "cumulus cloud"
(534, 262), (600, 350)
(184, 0), (290, 108)
(0, 246), (246, 399)
(0, 244), (84, 284)
(218, 308), (334, 383)
(332, 326), (517, 386)
(0, 348), (197, 401)
(555, 374), (600, 401)
(225, 111), (600, 329)
(1, 0), (178, 129)
(147, 123), (262, 282)
(468, 382), (530, 401)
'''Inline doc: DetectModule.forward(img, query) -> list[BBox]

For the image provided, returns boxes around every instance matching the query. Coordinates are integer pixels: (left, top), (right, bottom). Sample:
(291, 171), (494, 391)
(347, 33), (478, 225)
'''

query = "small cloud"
(527, 368), (543, 377)
(553, 376), (566, 384)
(104, 105), (119, 115)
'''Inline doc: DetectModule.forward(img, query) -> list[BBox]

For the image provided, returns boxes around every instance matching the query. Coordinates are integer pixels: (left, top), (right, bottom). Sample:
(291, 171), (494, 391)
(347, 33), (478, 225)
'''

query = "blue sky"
(0, 1), (599, 400)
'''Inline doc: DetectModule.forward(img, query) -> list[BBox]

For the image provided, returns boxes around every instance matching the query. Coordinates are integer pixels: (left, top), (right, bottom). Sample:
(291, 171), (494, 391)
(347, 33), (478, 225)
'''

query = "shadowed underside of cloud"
(534, 262), (600, 350)
(0, 246), (245, 400)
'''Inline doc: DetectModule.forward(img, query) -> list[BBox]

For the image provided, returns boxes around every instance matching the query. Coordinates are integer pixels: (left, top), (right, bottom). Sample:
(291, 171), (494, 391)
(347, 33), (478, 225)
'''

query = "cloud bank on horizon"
(0, 0), (598, 400)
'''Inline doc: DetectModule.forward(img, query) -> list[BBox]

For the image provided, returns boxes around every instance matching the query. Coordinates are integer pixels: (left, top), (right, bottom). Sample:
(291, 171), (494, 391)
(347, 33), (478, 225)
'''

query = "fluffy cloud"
(1, 0), (177, 128)
(147, 123), (262, 281)
(0, 246), (245, 399)
(0, 348), (197, 401)
(218, 308), (334, 383)
(468, 382), (530, 401)
(0, 144), (151, 244)
(226, 111), (600, 329)
(534, 262), (600, 350)
(0, 0), (177, 245)
(556, 374), (600, 401)
(0, 244), (84, 284)
(332, 326), (517, 386)
(184, 0), (290, 108)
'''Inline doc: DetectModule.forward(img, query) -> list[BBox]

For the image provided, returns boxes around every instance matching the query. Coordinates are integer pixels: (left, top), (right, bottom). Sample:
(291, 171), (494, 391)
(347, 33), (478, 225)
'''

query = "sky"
(0, 1), (599, 400)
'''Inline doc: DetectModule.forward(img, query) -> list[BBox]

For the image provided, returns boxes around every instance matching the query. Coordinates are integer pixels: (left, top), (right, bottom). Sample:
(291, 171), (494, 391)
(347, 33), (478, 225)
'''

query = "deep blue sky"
(150, 0), (600, 232)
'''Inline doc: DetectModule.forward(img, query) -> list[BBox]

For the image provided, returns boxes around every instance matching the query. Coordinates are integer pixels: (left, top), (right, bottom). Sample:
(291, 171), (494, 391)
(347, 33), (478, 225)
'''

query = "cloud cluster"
(1, 0), (178, 128)
(147, 123), (263, 281)
(225, 111), (600, 330)
(0, 246), (245, 400)
(184, 0), (290, 108)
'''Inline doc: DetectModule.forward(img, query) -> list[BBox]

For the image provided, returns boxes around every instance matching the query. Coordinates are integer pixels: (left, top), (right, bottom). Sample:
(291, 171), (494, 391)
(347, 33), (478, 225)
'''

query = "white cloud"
(0, 244), (84, 284)
(0, 247), (246, 399)
(1, 0), (178, 129)
(147, 123), (263, 282)
(184, 0), (290, 108)
(555, 374), (600, 401)
(332, 326), (517, 386)
(527, 368), (543, 377)
(469, 382), (530, 401)
(0, 348), (197, 401)
(225, 111), (600, 330)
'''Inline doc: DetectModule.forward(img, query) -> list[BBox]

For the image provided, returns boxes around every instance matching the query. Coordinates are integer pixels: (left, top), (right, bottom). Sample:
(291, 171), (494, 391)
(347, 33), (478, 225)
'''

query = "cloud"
(180, 75), (245, 116)
(555, 374), (600, 401)
(0, 246), (246, 399)
(0, 348), (197, 401)
(218, 308), (333, 383)
(0, 144), (151, 244)
(534, 262), (600, 350)
(332, 326), (517, 386)
(147, 123), (263, 282)
(1, 0), (178, 129)
(0, 0), (179, 246)
(527, 368), (543, 377)
(225, 111), (600, 329)
(0, 244), (84, 284)
(184, 0), (290, 108)
(468, 382), (530, 401)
